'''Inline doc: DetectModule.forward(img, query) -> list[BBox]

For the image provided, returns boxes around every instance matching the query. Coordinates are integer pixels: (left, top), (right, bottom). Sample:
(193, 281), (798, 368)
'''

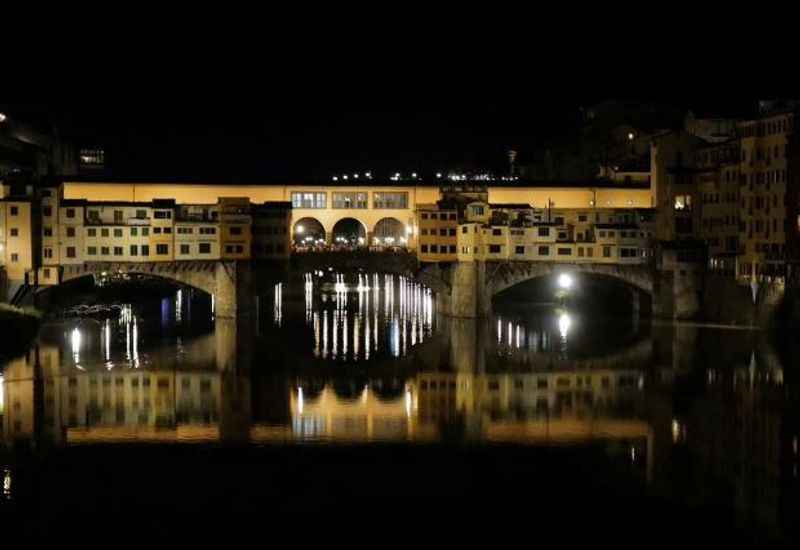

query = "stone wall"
(700, 274), (791, 327)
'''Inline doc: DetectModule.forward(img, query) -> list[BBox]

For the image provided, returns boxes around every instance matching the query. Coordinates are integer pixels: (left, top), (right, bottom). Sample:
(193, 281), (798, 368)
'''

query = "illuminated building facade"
(450, 202), (653, 265)
(2, 174), (669, 302)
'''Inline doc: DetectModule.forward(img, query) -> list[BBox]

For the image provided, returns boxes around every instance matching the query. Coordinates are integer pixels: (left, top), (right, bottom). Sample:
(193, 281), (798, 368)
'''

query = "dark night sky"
(1, 99), (761, 181)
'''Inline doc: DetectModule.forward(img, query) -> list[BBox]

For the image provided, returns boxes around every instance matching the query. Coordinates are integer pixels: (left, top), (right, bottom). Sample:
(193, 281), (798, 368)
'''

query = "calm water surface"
(1, 272), (799, 539)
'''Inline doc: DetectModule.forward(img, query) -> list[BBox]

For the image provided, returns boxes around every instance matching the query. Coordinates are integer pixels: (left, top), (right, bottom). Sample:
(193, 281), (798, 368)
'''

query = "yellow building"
(694, 140), (741, 275)
(1, 178), (665, 300)
(61, 180), (440, 249)
(416, 202), (458, 262)
(175, 203), (222, 260)
(737, 112), (795, 279)
(218, 197), (251, 260)
(455, 202), (653, 265)
(0, 197), (37, 283)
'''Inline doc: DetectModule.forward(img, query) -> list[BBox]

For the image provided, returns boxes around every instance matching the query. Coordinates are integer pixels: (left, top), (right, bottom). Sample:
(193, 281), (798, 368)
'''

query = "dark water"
(1, 273), (799, 541)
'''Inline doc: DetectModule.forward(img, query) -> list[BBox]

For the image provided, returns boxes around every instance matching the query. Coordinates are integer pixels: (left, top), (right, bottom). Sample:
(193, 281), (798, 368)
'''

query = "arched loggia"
(331, 218), (368, 248)
(373, 217), (408, 248)
(293, 217), (326, 249)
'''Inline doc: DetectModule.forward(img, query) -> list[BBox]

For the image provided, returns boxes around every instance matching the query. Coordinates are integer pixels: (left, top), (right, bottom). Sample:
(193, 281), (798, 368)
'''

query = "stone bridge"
(419, 260), (666, 319)
(57, 261), (255, 320)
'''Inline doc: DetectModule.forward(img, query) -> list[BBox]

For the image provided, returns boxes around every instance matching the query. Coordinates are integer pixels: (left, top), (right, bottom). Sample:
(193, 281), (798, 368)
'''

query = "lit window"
(373, 192), (409, 209)
(674, 195), (692, 211)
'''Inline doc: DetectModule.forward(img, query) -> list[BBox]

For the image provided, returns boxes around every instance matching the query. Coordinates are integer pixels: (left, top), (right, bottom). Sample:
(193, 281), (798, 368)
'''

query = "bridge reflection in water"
(3, 311), (657, 481)
(2, 275), (795, 533)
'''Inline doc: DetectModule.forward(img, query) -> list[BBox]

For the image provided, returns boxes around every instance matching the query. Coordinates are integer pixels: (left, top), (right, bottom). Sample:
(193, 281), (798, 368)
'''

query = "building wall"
(453, 205), (652, 265)
(251, 205), (291, 261)
(417, 205), (458, 262)
(62, 182), (441, 248)
(738, 113), (794, 279)
(695, 142), (741, 275)
(219, 198), (251, 261)
(40, 187), (61, 267)
(1, 200), (35, 281)
(175, 221), (221, 261)
(488, 186), (653, 209)
(58, 204), (85, 266)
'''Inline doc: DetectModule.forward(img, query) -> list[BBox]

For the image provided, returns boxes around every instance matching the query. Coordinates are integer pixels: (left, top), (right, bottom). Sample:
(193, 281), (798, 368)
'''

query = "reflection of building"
(1, 346), (226, 445)
(684, 362), (790, 531)
(274, 367), (653, 477)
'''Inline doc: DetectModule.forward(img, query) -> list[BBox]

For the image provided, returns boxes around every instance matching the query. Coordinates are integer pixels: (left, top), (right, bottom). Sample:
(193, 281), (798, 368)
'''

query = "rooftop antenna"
(508, 149), (517, 177)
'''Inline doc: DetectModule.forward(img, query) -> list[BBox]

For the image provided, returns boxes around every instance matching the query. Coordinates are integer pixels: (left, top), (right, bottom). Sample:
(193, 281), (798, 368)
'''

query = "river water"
(1, 272), (798, 540)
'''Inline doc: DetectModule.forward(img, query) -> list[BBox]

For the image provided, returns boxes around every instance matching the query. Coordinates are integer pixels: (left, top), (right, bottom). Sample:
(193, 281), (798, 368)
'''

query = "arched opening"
(492, 271), (652, 358)
(331, 218), (367, 249)
(332, 378), (369, 401)
(373, 217), (408, 249)
(37, 272), (216, 332)
(493, 271), (652, 318)
(371, 378), (407, 402)
(293, 217), (326, 250)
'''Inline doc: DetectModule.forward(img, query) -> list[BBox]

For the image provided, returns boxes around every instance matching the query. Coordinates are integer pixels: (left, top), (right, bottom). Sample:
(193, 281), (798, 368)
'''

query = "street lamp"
(558, 273), (573, 290)
(0, 113), (6, 123)
(296, 225), (305, 234)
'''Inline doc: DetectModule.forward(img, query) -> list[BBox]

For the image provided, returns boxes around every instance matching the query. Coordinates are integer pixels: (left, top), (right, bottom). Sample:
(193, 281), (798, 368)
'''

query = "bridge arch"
(331, 217), (368, 247)
(373, 217), (407, 247)
(293, 217), (326, 248)
(47, 261), (247, 320)
(487, 261), (654, 298)
(442, 260), (656, 319)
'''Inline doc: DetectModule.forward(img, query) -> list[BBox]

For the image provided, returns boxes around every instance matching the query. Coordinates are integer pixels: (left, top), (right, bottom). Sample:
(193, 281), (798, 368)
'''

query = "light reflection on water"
(1, 277), (799, 537)
(286, 272), (434, 362)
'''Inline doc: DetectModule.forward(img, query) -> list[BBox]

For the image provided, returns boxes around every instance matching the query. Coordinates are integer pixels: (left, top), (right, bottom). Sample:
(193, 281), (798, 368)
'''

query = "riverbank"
(0, 304), (42, 358)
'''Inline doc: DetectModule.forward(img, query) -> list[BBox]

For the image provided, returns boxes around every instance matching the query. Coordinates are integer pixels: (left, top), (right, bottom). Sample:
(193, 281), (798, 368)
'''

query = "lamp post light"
(558, 273), (573, 290)
(0, 113), (7, 123)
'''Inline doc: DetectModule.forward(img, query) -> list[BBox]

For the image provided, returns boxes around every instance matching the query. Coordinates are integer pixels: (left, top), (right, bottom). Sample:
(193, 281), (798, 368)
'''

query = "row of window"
(420, 245), (457, 254)
(739, 117), (792, 138)
(43, 226), (234, 238)
(458, 244), (637, 258)
(454, 226), (647, 240)
(420, 228), (457, 237)
(744, 218), (782, 236)
(420, 212), (457, 221)
(702, 192), (738, 205)
(745, 194), (780, 211)
(42, 242), (287, 260)
(425, 376), (617, 392)
(291, 192), (409, 210)
(80, 244), (171, 257)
